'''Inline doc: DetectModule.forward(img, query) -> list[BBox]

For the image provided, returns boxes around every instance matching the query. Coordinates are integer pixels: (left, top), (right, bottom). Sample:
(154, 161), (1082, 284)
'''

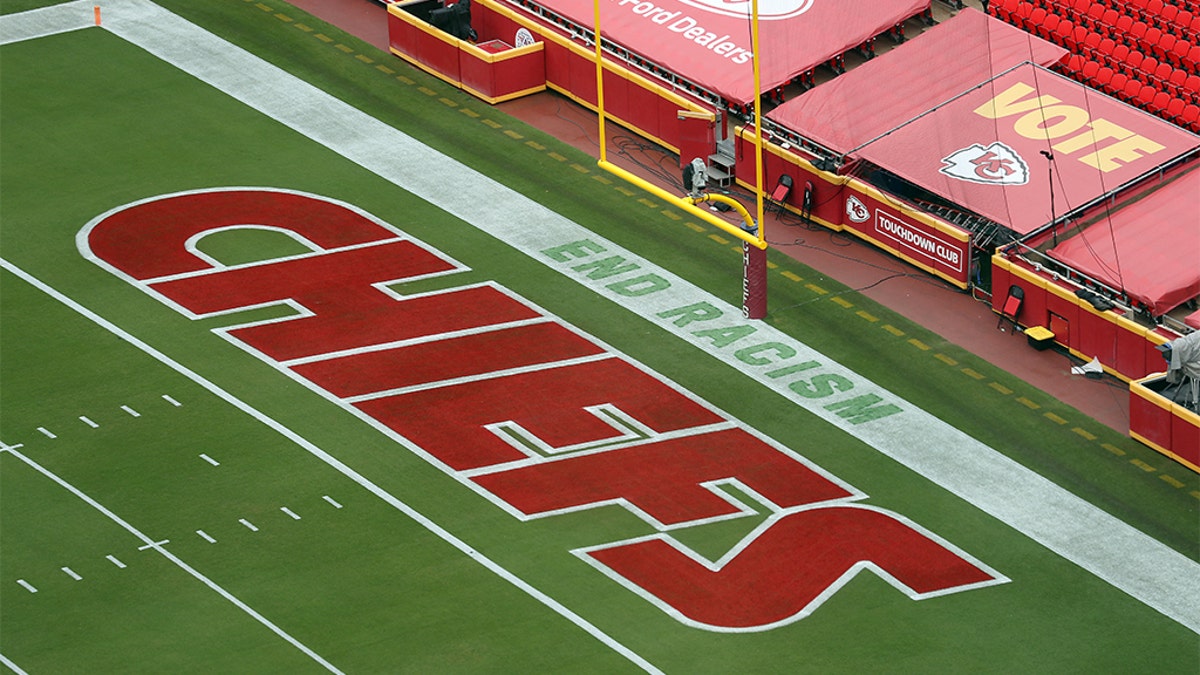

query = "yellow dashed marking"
(1015, 396), (1040, 409)
(637, 198), (658, 208)
(831, 296), (854, 308)
(375, 64), (395, 74)
(1043, 412), (1068, 425)
(961, 367), (986, 380)
(684, 222), (706, 233)
(335, 44), (354, 53)
(732, 246), (744, 254)
(458, 108), (480, 117)
(781, 271), (803, 282)
(805, 283), (828, 295)
(294, 23), (314, 32)
(1130, 459), (1156, 473)
(1102, 443), (1127, 456)
(418, 86), (438, 97)
(856, 310), (878, 322)
(275, 13), (293, 22)
(255, 3), (272, 12)
(709, 234), (730, 245)
(661, 211), (681, 220)
(525, 141), (546, 151)
(314, 33), (334, 43)
(882, 324), (905, 337)
(570, 164), (590, 173)
(935, 353), (958, 366)
(988, 382), (1012, 395)
(908, 338), (931, 351)
(1160, 475), (1185, 488)
(397, 75), (415, 85)
(440, 98), (459, 107)
(504, 130), (524, 139)
(1071, 427), (1097, 441)
(766, 261), (778, 269)
(481, 119), (503, 128)
(1191, 491), (1200, 500)
(548, 152), (568, 162)
(356, 54), (375, 64)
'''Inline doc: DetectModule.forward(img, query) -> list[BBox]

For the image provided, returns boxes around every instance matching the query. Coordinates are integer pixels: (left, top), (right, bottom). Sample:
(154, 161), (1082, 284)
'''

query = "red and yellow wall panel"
(1130, 374), (1200, 472)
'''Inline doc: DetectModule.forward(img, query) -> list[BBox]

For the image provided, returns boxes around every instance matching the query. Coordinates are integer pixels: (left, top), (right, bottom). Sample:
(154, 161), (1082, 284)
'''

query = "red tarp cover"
(766, 8), (1067, 155)
(849, 64), (1200, 234)
(524, 0), (930, 104)
(1048, 169), (1200, 316)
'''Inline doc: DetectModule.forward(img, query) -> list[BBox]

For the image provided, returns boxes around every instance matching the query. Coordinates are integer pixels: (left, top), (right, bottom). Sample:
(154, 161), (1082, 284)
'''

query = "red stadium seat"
(1104, 69), (1123, 94)
(1148, 90), (1172, 113)
(1112, 13), (1133, 36)
(1093, 65), (1116, 89)
(1184, 74), (1200, 103)
(1154, 61), (1175, 84)
(1178, 103), (1200, 132)
(1080, 58), (1102, 83)
(1100, 7), (1120, 31)
(1122, 78), (1144, 101)
(1096, 37), (1117, 58)
(1054, 19), (1075, 47)
(1175, 11), (1194, 35)
(1028, 6), (1048, 30)
(1145, 0), (1164, 17)
(1111, 43), (1131, 69)
(1164, 96), (1186, 121)
(1187, 44), (1200, 71)
(1141, 26), (1162, 53)
(1166, 67), (1189, 96)
(1134, 82), (1157, 106)
(1160, 4), (1178, 26)
(1123, 48), (1144, 73)
(1168, 38), (1191, 67)
(1154, 33), (1177, 62)
(1127, 20), (1148, 47)
(1083, 30), (1103, 54)
(1039, 12), (1062, 39)
(1138, 55), (1159, 80)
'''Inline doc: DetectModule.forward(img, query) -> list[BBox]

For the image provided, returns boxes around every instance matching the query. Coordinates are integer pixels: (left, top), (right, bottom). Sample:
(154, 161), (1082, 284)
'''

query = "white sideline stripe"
(0, 439), (342, 674)
(0, 653), (29, 675)
(16, 580), (37, 594)
(281, 507), (301, 520)
(162, 394), (181, 407)
(199, 453), (220, 466)
(0, 258), (661, 674)
(239, 518), (259, 532)
(322, 495), (343, 509)
(197, 530), (217, 544)
(107, 554), (128, 569)
(37, 427), (56, 439)
(121, 405), (141, 417)
(79, 416), (99, 428)
(3, 0), (1195, 639)
(61, 567), (82, 581)
(0, 1), (92, 45)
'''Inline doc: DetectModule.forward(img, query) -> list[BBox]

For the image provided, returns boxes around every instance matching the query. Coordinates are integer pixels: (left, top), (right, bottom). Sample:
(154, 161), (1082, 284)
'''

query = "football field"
(1, 1), (1198, 672)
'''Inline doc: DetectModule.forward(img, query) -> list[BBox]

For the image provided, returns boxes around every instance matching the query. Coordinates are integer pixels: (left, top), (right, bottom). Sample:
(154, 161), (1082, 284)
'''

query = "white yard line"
(1, 0), (1196, 639)
(0, 441), (343, 674)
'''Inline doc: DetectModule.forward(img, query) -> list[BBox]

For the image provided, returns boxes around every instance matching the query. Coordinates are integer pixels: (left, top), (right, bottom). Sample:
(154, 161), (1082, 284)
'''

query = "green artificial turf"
(1, 1), (1196, 672)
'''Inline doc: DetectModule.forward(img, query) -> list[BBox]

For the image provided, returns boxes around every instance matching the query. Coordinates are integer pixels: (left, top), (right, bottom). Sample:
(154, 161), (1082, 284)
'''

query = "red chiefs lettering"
(83, 188), (1005, 630)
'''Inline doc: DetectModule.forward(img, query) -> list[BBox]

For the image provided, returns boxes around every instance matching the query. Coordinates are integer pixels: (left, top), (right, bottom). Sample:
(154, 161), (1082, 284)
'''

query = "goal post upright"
(591, 0), (769, 319)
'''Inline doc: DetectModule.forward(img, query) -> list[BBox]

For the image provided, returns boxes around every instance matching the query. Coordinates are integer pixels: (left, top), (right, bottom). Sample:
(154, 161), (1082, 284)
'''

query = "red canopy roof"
(527, 0), (930, 104)
(846, 64), (1200, 234)
(766, 8), (1067, 155)
(1048, 168), (1200, 316)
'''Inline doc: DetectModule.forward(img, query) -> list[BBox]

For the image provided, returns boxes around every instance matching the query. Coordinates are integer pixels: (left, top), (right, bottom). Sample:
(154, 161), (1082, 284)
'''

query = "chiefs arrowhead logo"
(845, 195), (869, 223)
(940, 142), (1029, 186)
(678, 0), (813, 20)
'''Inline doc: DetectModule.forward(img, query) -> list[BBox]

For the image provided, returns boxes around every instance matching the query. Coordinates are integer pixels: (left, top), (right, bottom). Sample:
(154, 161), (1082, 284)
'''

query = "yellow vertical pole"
(750, 0), (765, 247)
(593, 1), (606, 164)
